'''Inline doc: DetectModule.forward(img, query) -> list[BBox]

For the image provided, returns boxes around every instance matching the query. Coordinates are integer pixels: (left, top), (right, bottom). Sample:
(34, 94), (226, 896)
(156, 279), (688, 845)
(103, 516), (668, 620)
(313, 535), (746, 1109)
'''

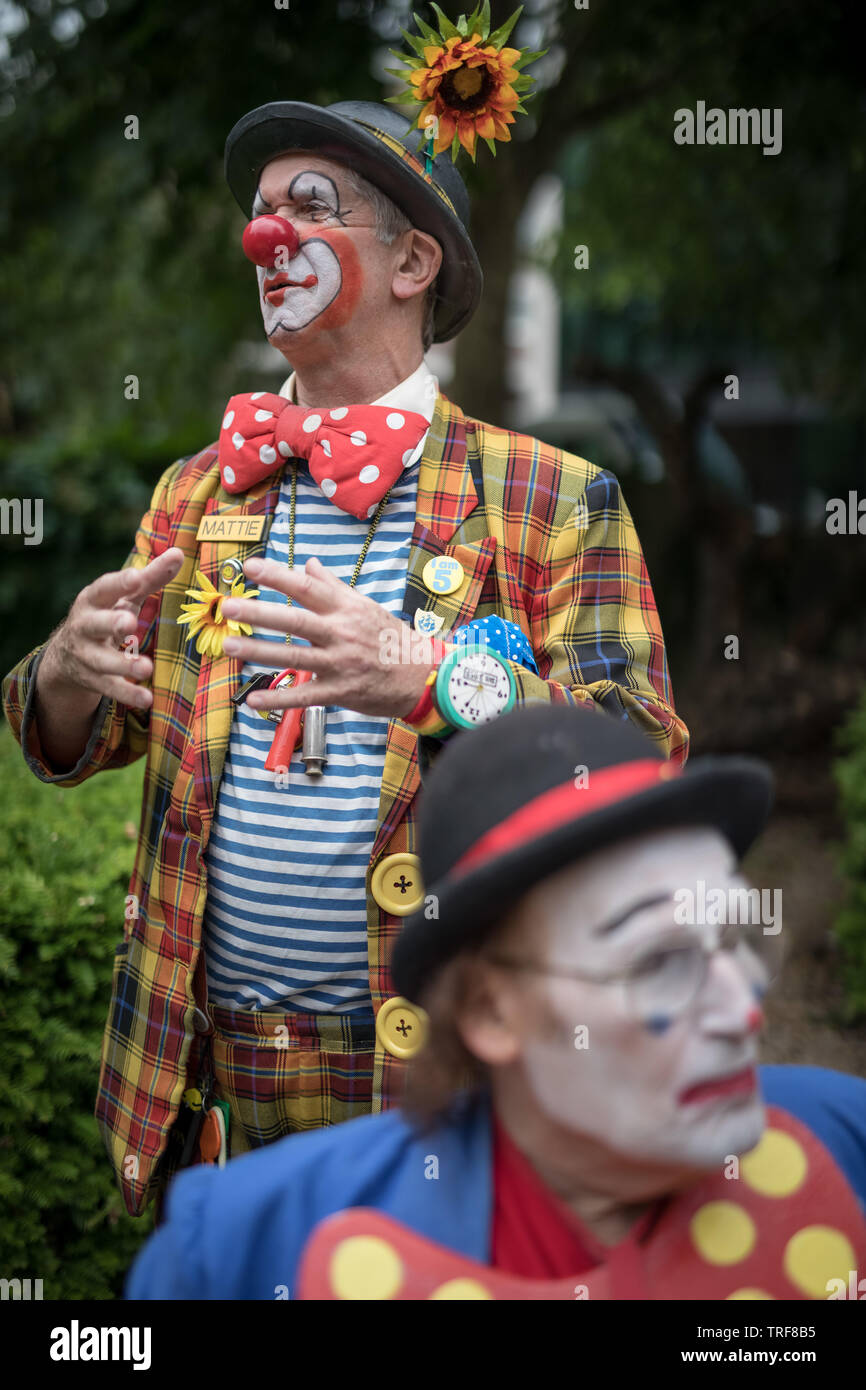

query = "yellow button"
(370, 852), (424, 916)
(422, 555), (465, 596)
(376, 997), (429, 1059)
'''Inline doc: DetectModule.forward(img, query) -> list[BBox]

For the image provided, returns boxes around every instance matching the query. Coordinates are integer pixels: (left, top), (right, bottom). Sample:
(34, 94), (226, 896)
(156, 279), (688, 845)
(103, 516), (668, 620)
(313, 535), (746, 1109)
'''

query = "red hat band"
(452, 758), (680, 879)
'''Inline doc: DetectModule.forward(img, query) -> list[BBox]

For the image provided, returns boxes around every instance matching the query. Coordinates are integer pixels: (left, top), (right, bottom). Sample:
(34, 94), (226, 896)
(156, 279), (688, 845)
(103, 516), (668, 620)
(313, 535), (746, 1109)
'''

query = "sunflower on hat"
(387, 2), (545, 161)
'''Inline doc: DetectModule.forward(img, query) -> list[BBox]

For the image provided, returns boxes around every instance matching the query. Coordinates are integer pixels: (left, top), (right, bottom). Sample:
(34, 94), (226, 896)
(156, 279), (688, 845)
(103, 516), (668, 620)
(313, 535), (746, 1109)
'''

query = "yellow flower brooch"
(387, 2), (545, 161)
(177, 570), (259, 658)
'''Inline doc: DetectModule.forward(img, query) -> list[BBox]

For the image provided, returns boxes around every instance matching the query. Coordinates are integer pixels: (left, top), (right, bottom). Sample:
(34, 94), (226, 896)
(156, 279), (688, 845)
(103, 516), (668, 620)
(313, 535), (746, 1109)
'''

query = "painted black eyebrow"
(288, 170), (341, 207)
(594, 891), (675, 936)
(253, 171), (351, 221)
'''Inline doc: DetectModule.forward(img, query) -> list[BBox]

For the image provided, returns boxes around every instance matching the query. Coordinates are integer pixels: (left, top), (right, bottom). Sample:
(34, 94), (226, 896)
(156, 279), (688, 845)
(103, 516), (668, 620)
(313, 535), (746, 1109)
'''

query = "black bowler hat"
(391, 706), (774, 1003)
(224, 99), (482, 343)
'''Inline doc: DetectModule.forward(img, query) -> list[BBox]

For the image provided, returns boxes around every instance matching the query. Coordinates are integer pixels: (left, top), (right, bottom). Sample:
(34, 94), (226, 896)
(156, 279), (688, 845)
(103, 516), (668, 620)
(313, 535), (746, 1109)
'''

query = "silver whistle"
(302, 705), (328, 777)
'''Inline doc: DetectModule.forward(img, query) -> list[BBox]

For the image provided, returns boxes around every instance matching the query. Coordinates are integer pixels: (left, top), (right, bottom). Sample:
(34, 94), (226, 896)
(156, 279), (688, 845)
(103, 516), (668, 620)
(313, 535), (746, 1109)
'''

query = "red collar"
(491, 1115), (662, 1280)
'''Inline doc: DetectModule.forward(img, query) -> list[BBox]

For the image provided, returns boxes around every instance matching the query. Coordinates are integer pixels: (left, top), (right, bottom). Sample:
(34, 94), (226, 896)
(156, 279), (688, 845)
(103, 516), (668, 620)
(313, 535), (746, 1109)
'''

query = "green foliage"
(0, 727), (150, 1297)
(1, 0), (386, 435)
(0, 416), (208, 677)
(833, 691), (866, 1020)
(553, 1), (866, 408)
(0, 0), (401, 677)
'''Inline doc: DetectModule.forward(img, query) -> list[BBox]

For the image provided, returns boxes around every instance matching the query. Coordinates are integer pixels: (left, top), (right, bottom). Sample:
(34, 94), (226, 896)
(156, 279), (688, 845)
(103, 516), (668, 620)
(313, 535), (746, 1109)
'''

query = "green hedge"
(0, 726), (151, 1298)
(833, 688), (866, 1020)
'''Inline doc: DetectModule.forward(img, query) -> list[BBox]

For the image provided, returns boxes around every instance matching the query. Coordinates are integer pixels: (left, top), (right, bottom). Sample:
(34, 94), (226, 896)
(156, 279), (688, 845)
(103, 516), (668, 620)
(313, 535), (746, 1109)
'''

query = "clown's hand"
(221, 555), (442, 719)
(38, 548), (185, 712)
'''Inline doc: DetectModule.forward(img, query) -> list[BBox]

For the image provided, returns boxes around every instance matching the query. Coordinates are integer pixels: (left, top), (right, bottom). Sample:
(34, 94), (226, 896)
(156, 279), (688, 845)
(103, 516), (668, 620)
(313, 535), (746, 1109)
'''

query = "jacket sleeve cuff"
(18, 647), (120, 785)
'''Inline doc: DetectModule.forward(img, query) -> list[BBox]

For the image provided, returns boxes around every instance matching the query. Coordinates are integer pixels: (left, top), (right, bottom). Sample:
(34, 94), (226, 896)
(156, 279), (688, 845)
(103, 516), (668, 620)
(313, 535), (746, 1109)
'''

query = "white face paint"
(515, 827), (767, 1170)
(256, 239), (343, 335)
(253, 168), (354, 337)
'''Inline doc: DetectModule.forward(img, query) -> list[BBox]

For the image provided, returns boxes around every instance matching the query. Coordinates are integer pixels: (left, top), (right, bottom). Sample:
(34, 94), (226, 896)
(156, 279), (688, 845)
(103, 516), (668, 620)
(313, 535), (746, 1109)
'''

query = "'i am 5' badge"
(422, 555), (465, 596)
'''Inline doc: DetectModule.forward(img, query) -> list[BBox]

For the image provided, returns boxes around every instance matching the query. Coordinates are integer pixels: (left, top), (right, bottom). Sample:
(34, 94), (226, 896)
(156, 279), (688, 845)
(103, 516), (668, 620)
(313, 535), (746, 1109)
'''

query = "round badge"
(422, 555), (465, 596)
(219, 557), (245, 591)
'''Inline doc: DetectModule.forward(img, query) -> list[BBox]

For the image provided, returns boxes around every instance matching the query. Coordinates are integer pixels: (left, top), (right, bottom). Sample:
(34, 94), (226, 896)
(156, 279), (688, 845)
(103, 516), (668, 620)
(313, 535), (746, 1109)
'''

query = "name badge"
(196, 513), (266, 542)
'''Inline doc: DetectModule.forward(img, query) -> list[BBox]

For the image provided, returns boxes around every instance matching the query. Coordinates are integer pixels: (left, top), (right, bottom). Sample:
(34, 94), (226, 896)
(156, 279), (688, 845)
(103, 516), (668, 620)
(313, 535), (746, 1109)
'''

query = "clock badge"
(433, 645), (516, 731)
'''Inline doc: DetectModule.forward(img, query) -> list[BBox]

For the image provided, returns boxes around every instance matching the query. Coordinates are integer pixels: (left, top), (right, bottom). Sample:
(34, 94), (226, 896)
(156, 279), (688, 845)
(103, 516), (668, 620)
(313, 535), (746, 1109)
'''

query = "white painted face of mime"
(516, 826), (768, 1170)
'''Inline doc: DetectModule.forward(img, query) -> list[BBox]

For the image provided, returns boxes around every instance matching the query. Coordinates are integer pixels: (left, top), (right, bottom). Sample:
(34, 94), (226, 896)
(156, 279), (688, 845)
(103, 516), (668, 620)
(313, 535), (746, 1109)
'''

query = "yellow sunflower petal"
(423, 44), (445, 66)
(434, 111), (457, 152)
(457, 118), (477, 156)
(475, 111), (496, 140)
(229, 580), (259, 600)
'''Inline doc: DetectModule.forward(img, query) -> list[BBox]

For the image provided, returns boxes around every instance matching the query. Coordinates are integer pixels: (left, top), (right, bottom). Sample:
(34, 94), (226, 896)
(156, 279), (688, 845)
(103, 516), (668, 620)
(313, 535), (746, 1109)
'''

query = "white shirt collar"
(278, 360), (439, 424)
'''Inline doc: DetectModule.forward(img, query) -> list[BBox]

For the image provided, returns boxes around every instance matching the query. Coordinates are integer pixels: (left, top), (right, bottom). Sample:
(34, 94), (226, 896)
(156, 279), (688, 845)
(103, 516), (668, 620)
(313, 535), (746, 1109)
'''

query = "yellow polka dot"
(329, 1236), (403, 1300)
(740, 1129), (808, 1197)
(691, 1202), (757, 1266)
(429, 1278), (494, 1300)
(727, 1288), (775, 1300)
(783, 1226), (856, 1299)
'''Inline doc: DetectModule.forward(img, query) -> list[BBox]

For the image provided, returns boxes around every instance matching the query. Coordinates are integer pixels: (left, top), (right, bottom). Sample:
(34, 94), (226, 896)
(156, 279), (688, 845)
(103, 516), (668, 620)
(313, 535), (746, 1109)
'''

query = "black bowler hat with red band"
(391, 706), (774, 1003)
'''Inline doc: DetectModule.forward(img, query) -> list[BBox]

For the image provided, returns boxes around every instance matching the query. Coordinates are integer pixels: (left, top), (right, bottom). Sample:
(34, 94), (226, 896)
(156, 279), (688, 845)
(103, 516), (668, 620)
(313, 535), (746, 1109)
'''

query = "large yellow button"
(370, 852), (424, 916)
(422, 555), (465, 596)
(376, 997), (429, 1059)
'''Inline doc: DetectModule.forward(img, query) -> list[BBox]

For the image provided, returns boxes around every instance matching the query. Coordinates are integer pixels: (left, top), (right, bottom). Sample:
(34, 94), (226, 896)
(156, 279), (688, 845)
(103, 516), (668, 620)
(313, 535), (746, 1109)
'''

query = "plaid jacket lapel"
(371, 394), (496, 861)
(188, 476), (281, 850)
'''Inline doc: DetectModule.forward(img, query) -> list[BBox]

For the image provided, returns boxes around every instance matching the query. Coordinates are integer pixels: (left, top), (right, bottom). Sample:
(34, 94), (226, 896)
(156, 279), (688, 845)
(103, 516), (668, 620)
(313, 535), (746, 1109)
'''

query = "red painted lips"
(263, 272), (318, 304)
(678, 1066), (757, 1106)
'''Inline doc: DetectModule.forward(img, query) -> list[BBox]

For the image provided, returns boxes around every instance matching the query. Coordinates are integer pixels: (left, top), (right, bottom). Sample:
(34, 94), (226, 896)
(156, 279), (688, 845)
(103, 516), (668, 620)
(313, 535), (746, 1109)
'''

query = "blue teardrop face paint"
(645, 1013), (672, 1035)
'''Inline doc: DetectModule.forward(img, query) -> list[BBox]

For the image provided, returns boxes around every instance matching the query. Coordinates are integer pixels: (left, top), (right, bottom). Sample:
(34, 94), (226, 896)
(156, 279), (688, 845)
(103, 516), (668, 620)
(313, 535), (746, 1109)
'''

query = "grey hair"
(342, 166), (438, 351)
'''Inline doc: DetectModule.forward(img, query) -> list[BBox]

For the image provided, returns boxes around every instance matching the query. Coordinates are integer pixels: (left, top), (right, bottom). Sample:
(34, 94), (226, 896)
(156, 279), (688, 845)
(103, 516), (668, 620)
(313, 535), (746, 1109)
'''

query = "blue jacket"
(126, 1065), (866, 1299)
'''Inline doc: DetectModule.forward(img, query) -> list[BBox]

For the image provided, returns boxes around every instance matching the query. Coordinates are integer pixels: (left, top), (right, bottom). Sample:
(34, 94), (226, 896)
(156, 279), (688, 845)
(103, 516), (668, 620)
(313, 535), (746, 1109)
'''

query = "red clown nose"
(242, 215), (301, 268)
(746, 1004), (764, 1034)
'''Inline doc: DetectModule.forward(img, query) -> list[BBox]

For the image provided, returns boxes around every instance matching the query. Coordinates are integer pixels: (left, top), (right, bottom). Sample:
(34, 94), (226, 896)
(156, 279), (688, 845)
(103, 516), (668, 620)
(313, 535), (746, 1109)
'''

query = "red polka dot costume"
(298, 1106), (866, 1301)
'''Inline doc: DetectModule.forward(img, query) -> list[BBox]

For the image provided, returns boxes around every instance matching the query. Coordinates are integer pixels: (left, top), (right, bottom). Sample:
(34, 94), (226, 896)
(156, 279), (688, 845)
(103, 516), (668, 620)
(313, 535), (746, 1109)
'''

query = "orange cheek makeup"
(244, 216), (364, 339)
(305, 229), (363, 332)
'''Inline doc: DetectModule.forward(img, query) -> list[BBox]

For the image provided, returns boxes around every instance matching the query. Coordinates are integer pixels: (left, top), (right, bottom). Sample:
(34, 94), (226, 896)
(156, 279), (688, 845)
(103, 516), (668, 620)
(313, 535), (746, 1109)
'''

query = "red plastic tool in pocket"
(264, 667), (313, 772)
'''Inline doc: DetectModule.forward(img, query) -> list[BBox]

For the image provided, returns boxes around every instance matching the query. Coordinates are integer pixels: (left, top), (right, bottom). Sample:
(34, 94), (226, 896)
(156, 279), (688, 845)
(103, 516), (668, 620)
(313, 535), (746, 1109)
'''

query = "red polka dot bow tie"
(218, 392), (430, 520)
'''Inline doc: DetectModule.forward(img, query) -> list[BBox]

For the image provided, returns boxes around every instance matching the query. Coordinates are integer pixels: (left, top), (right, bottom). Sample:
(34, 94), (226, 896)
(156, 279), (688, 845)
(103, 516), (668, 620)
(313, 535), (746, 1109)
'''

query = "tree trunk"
(450, 160), (530, 423)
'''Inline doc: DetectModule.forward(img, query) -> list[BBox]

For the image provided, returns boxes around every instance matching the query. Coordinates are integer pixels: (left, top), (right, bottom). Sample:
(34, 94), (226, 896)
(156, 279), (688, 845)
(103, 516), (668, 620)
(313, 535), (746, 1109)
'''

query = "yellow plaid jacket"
(3, 392), (688, 1214)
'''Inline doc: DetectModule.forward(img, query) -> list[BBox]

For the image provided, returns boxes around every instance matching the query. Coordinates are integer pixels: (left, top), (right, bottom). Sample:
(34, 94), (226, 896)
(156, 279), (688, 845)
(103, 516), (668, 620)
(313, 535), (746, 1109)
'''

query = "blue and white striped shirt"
(202, 363), (436, 1013)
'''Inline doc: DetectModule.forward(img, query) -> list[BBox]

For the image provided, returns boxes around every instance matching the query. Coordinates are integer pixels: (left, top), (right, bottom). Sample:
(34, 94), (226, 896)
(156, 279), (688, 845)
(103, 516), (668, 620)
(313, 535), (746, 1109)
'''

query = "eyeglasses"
(486, 919), (780, 1027)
